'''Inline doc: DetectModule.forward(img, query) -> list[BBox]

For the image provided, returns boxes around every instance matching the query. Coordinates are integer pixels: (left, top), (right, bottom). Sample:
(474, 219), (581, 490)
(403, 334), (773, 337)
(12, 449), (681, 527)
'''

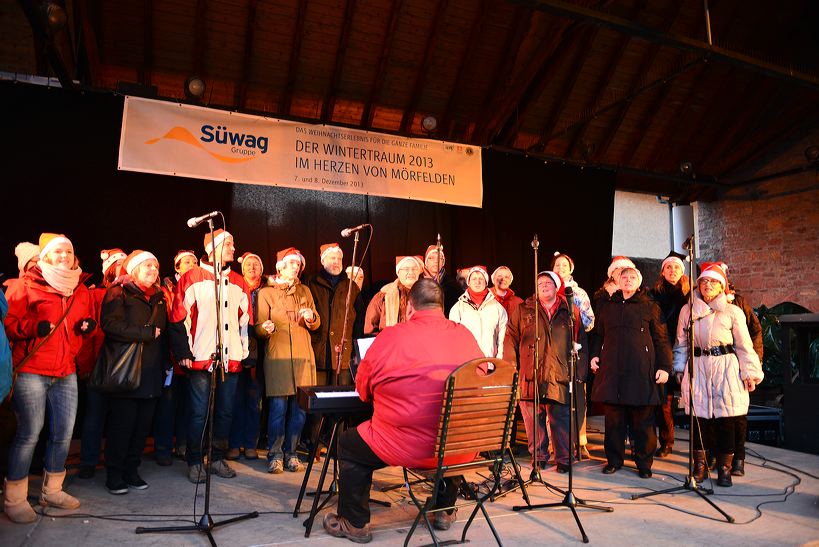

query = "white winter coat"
(673, 291), (763, 418)
(448, 291), (508, 358)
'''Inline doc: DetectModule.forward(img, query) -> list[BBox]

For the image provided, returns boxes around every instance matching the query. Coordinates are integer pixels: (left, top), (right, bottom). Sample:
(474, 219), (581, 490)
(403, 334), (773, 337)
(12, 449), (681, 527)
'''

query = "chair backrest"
(434, 357), (518, 464)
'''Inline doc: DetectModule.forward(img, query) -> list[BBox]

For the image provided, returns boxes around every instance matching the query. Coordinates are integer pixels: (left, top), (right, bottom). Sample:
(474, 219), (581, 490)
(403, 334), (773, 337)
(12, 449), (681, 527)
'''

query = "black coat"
(306, 270), (360, 372)
(649, 279), (689, 346)
(590, 289), (672, 406)
(503, 295), (589, 404)
(100, 282), (169, 399)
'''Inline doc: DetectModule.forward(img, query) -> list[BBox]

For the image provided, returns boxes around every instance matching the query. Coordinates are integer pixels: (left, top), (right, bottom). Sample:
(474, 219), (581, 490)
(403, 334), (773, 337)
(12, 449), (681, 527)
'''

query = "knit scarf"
(40, 262), (82, 297)
(467, 287), (489, 307)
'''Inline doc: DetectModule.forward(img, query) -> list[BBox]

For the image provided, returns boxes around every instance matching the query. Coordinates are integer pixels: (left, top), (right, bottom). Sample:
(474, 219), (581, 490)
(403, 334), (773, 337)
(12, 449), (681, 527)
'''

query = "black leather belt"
(694, 344), (735, 357)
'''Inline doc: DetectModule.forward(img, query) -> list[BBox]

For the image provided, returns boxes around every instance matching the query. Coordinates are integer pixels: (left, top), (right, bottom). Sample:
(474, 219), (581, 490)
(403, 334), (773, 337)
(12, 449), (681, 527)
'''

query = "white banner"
(118, 97), (483, 208)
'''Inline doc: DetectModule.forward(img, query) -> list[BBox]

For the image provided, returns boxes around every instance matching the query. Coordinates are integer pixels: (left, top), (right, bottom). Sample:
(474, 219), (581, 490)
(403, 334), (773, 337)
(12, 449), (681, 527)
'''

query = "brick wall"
(696, 138), (819, 311)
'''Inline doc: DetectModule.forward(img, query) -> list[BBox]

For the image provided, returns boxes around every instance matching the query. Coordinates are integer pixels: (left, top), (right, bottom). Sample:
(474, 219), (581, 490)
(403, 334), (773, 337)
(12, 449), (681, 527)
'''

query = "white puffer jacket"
(673, 291), (763, 418)
(448, 291), (508, 358)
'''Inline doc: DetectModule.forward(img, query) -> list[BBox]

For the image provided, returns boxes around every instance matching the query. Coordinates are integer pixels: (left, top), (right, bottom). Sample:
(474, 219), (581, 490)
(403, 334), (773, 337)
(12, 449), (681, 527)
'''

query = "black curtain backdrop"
(4, 82), (615, 299)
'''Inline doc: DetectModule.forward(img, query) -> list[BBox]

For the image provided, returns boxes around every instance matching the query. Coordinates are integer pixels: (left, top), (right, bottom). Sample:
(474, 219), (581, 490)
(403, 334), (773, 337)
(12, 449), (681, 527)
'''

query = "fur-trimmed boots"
(3, 478), (37, 523)
(39, 470), (80, 509)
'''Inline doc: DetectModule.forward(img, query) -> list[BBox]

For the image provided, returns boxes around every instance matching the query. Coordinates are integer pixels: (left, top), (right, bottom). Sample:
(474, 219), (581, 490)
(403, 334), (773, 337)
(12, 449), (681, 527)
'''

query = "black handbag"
(90, 340), (144, 393)
(90, 297), (159, 393)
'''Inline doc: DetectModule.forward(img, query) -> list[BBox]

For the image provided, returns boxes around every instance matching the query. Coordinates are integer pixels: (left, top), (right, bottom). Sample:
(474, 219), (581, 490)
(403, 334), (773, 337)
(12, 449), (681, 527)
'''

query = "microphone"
(681, 234), (695, 251)
(341, 223), (370, 237)
(186, 211), (219, 228)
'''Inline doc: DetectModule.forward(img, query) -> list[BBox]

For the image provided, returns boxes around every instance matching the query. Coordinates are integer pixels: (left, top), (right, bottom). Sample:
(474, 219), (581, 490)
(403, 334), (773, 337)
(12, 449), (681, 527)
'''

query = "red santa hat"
(203, 229), (232, 256)
(395, 255), (424, 275)
(607, 255), (636, 279)
(238, 252), (263, 275)
(537, 270), (563, 293)
(320, 243), (343, 263)
(466, 265), (489, 284)
(174, 250), (197, 269)
(424, 244), (445, 265)
(551, 251), (575, 274)
(38, 232), (72, 259)
(345, 265), (364, 279)
(697, 262), (728, 288)
(276, 247), (305, 273)
(100, 248), (127, 276)
(122, 250), (158, 276)
(661, 251), (686, 272)
(14, 242), (39, 275)
(491, 266), (514, 285)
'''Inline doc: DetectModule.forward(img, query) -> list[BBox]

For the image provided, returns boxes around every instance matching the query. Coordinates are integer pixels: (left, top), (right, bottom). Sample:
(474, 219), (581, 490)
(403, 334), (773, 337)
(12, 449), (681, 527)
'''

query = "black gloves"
(75, 317), (97, 335)
(37, 321), (53, 337)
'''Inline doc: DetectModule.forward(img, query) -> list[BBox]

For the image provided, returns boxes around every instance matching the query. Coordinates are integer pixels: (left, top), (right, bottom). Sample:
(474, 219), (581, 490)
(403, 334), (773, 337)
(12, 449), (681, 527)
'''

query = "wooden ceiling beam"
(192, 0), (207, 77)
(18, 0), (77, 88)
(438, 0), (488, 138)
(361, 0), (403, 128)
(565, 30), (631, 159)
(515, 0), (819, 91)
(75, 0), (101, 86)
(320, 0), (356, 122)
(467, 5), (530, 143)
(592, 1), (684, 162)
(695, 78), (779, 174)
(716, 91), (819, 177)
(472, 16), (578, 145)
(399, 0), (449, 134)
(235, 0), (258, 110)
(527, 26), (598, 151)
(140, 0), (153, 87)
(281, 0), (308, 116)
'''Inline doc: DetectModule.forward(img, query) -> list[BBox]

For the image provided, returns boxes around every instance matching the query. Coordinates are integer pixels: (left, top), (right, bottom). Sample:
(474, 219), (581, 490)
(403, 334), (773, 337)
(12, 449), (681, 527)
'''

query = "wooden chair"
(402, 357), (518, 547)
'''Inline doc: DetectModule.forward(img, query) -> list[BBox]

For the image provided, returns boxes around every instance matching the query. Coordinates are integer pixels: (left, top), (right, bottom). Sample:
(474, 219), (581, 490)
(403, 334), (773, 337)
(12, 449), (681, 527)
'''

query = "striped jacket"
(169, 262), (251, 372)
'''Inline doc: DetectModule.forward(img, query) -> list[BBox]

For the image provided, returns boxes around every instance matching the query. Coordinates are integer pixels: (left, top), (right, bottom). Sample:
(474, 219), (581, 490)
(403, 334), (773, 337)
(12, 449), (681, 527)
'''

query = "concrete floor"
(2, 417), (819, 546)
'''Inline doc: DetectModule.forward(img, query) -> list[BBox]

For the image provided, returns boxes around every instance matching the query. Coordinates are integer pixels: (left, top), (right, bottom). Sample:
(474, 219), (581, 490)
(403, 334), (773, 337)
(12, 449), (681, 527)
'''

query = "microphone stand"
(630, 236), (734, 523)
(294, 225), (388, 538)
(137, 216), (259, 545)
(512, 247), (611, 543)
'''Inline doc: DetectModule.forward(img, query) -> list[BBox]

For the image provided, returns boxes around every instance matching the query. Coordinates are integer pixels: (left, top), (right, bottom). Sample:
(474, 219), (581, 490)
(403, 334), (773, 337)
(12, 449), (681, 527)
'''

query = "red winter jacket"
(4, 267), (95, 377)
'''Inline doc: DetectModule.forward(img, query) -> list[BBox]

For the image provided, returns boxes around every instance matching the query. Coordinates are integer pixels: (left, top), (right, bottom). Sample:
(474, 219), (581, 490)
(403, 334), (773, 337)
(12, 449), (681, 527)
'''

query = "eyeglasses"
(398, 268), (419, 274)
(700, 278), (722, 285)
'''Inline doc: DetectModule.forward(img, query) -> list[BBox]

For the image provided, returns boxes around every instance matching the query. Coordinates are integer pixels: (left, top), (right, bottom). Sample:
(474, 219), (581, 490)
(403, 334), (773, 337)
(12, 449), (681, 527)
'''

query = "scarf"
(40, 262), (82, 297)
(491, 286), (514, 307)
(467, 287), (489, 307)
(538, 297), (560, 320)
(321, 268), (344, 289)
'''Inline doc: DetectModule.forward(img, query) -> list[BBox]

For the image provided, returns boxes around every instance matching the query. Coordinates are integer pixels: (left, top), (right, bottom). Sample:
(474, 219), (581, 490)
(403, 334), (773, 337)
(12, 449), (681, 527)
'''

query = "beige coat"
(256, 279), (320, 397)
(673, 291), (763, 418)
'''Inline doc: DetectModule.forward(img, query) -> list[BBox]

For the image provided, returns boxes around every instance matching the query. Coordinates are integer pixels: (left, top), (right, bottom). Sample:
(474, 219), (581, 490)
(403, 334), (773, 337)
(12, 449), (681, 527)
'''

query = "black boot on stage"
(716, 453), (734, 487)
(731, 458), (745, 477)
(693, 450), (707, 483)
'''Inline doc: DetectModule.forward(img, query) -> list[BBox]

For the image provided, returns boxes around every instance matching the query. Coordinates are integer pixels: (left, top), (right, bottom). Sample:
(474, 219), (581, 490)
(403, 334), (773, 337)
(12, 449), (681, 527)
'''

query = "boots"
(731, 458), (745, 477)
(39, 470), (80, 509)
(3, 478), (37, 523)
(716, 453), (734, 487)
(693, 450), (707, 483)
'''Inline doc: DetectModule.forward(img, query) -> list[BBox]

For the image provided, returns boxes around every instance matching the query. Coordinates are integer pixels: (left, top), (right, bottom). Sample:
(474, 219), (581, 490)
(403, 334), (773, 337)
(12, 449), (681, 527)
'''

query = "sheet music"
(314, 390), (361, 398)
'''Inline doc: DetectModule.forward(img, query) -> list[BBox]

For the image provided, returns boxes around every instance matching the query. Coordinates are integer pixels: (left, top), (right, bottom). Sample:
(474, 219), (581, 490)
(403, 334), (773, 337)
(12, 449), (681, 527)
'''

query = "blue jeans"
(545, 402), (571, 465)
(79, 382), (109, 467)
(266, 395), (305, 462)
(229, 367), (261, 450)
(153, 373), (189, 457)
(186, 370), (238, 465)
(8, 373), (78, 480)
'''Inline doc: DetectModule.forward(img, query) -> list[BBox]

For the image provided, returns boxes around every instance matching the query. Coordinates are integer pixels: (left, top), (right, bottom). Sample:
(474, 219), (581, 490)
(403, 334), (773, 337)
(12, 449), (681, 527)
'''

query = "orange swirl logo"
(146, 125), (268, 163)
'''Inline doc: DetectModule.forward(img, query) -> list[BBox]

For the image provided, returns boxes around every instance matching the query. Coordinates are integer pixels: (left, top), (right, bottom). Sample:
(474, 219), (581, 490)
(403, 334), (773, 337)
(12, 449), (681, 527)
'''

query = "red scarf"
(538, 297), (561, 319)
(467, 287), (488, 306)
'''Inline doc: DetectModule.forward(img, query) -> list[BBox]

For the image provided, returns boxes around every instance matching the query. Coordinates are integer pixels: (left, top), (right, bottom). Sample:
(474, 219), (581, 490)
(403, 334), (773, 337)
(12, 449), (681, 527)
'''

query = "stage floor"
(2, 416), (818, 546)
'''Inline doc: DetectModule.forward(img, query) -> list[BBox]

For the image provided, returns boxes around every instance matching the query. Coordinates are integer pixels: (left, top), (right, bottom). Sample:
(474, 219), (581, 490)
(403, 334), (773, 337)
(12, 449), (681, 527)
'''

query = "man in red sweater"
(323, 279), (484, 543)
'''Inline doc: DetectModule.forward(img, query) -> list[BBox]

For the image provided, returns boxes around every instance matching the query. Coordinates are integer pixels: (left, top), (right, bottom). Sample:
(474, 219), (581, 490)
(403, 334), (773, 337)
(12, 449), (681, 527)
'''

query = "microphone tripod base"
(631, 475), (733, 523)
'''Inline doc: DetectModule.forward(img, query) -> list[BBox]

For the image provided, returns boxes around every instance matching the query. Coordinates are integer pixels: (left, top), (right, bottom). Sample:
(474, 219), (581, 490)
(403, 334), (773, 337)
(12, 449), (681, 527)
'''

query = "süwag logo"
(145, 124), (269, 163)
